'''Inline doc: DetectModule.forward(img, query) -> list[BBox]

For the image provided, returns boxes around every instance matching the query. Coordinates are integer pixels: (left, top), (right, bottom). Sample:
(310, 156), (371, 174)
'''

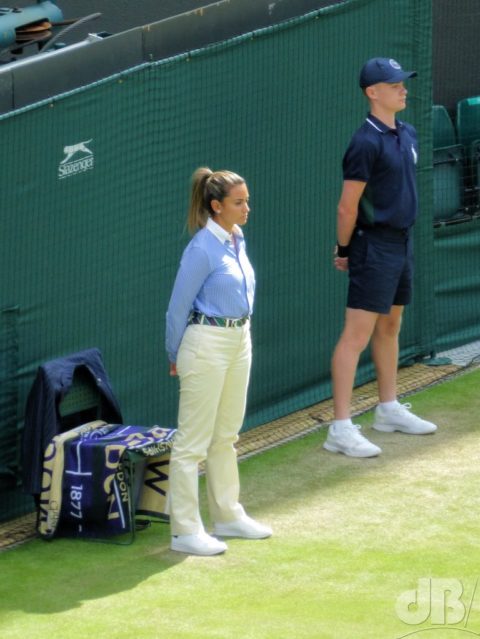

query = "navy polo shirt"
(342, 113), (418, 229)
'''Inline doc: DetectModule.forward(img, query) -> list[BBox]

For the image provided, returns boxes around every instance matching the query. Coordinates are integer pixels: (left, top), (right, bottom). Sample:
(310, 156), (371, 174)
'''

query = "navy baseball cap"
(359, 57), (417, 88)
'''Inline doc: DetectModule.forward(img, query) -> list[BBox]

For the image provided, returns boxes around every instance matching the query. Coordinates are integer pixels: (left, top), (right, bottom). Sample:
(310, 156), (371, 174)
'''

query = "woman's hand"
(169, 362), (177, 377)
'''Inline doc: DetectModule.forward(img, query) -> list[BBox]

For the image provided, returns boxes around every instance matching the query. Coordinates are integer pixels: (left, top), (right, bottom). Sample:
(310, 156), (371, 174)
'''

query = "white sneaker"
(214, 514), (272, 539)
(171, 530), (227, 555)
(323, 423), (381, 457)
(373, 402), (437, 435)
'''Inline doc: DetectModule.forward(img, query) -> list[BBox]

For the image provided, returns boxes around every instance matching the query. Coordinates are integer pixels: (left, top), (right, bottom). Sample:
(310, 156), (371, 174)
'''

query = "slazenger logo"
(58, 139), (94, 179)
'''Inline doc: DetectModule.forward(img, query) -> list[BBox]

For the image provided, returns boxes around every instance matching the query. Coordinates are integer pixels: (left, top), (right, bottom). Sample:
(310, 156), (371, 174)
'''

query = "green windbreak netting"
(2, 0), (469, 523)
(434, 218), (480, 351)
(432, 1), (480, 356)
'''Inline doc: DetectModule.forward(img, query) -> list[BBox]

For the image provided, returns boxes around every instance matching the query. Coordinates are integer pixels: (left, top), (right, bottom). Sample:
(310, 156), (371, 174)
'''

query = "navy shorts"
(347, 226), (413, 314)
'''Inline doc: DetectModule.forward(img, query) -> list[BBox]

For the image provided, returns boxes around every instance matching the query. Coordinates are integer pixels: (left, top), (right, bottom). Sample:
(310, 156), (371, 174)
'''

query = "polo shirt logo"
(411, 145), (418, 164)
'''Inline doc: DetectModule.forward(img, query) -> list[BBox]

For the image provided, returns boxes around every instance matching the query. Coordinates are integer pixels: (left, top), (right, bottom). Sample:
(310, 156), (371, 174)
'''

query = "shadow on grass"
(235, 367), (480, 517)
(0, 519), (187, 614)
(1, 369), (478, 618)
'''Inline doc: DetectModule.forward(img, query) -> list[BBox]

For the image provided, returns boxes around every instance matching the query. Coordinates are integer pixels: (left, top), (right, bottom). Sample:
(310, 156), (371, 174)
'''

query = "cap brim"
(386, 70), (417, 83)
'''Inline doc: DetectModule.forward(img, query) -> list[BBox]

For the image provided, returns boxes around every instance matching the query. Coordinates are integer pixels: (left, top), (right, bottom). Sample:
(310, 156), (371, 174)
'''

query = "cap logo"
(389, 59), (401, 70)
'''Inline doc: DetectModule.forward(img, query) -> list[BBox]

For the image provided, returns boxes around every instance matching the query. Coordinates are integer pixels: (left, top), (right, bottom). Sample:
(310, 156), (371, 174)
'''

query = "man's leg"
(371, 305), (403, 403)
(332, 307), (379, 419)
(371, 306), (437, 435)
(325, 308), (382, 457)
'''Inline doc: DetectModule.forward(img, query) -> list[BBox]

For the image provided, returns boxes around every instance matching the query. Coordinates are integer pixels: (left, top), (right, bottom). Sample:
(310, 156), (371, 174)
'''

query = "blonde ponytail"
(187, 166), (245, 234)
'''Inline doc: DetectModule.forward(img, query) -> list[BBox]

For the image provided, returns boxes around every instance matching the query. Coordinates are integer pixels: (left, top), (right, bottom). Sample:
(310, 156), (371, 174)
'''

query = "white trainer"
(171, 530), (227, 556)
(214, 514), (272, 539)
(373, 402), (437, 435)
(323, 423), (382, 458)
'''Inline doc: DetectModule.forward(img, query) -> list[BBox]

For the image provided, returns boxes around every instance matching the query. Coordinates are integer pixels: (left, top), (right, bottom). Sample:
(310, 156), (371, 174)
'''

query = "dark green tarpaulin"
(2, 0), (477, 521)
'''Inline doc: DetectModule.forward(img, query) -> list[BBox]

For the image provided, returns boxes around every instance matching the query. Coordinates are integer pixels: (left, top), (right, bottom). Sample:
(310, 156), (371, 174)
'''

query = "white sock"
(378, 400), (400, 412)
(332, 418), (353, 431)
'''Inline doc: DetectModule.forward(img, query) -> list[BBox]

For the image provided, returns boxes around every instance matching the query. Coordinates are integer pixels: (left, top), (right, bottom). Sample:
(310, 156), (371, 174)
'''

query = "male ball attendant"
(324, 58), (437, 458)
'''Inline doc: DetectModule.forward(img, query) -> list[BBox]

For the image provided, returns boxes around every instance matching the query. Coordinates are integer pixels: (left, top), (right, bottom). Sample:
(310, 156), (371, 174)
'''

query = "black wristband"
(337, 243), (350, 258)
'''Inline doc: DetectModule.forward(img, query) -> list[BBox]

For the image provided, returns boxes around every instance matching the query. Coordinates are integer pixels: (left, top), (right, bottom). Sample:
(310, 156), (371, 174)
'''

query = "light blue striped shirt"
(165, 218), (255, 363)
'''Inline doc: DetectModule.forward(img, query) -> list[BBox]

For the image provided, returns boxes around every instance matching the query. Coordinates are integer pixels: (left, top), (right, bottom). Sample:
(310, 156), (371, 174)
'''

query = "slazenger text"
(58, 155), (94, 179)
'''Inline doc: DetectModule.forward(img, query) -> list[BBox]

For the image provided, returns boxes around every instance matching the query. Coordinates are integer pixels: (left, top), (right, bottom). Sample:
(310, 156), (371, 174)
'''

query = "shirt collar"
(206, 217), (232, 244)
(366, 113), (403, 134)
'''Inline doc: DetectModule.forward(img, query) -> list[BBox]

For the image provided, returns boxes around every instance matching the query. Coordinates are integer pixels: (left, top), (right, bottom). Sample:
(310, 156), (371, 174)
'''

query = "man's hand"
(169, 362), (177, 376)
(333, 246), (349, 272)
(335, 179), (365, 273)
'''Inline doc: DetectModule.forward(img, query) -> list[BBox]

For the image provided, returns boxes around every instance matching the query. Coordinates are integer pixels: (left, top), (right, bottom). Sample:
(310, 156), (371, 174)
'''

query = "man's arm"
(334, 179), (367, 272)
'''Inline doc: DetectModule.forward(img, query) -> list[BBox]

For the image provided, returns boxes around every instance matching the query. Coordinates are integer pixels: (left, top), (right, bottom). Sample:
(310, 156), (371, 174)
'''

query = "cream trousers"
(169, 322), (252, 535)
